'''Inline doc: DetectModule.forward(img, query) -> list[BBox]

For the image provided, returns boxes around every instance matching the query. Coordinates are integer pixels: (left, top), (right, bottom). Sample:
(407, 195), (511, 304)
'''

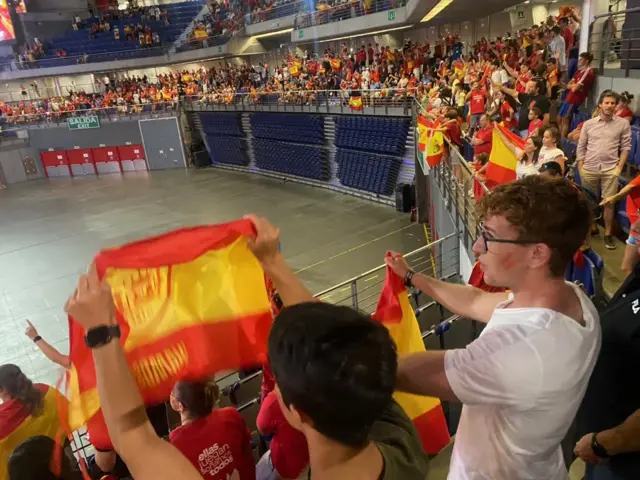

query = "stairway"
(323, 115), (337, 182)
(170, 3), (210, 52)
(240, 113), (255, 169)
(398, 120), (416, 185)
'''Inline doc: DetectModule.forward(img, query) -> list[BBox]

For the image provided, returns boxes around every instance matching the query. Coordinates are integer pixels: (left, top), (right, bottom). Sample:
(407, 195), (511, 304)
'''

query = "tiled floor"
(0, 169), (426, 388)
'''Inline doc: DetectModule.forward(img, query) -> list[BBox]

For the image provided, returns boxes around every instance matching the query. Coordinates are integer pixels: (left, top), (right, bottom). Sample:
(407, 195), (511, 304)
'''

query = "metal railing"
(0, 101), (178, 129)
(294, 0), (407, 30)
(181, 88), (417, 115)
(588, 7), (640, 76)
(246, 0), (306, 24)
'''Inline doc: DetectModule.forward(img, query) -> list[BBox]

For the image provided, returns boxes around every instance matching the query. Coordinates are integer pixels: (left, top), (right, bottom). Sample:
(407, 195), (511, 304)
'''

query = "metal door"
(138, 118), (186, 170)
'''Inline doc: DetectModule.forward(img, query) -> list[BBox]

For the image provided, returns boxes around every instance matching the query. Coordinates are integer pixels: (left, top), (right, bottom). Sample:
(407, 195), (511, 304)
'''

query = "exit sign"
(68, 116), (100, 130)
(388, 10), (395, 21)
(298, 29), (304, 39)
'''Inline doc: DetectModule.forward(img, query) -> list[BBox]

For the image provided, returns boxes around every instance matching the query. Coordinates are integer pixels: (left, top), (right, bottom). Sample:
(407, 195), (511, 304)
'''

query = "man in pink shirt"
(577, 90), (632, 250)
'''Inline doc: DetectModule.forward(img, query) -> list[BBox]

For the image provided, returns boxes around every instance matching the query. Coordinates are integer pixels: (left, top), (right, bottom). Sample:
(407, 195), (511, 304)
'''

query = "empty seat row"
(250, 113), (324, 145)
(204, 135), (249, 166)
(334, 115), (409, 156)
(253, 139), (329, 180)
(336, 149), (402, 196)
(199, 113), (245, 137)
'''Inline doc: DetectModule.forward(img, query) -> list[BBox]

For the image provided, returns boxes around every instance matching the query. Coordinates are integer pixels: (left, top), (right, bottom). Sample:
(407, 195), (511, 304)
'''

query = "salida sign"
(68, 116), (100, 130)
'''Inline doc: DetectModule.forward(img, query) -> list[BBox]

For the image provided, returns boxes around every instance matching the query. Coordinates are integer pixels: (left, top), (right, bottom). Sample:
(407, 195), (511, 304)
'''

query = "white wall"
(593, 76), (640, 114)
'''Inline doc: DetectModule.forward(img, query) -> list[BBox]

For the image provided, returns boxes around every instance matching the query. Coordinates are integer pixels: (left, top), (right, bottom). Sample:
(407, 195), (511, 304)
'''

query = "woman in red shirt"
(169, 381), (255, 480)
(615, 91), (634, 123)
(527, 106), (544, 138)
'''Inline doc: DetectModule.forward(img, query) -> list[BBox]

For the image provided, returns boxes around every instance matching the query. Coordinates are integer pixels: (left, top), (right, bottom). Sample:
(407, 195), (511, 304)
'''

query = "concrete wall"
(592, 75), (640, 113)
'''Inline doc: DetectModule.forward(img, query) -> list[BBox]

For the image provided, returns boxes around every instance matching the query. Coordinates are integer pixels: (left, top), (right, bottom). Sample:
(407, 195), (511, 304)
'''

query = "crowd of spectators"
(185, 0), (244, 47)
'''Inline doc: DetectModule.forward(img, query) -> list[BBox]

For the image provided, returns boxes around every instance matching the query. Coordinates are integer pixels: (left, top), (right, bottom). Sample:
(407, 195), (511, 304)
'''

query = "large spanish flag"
(67, 220), (273, 449)
(372, 262), (450, 455)
(485, 123), (524, 184)
(0, 384), (67, 479)
(417, 116), (445, 168)
(348, 96), (363, 111)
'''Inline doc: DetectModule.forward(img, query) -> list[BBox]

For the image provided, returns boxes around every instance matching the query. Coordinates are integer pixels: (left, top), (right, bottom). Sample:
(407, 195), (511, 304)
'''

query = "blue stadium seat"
(565, 253), (597, 298)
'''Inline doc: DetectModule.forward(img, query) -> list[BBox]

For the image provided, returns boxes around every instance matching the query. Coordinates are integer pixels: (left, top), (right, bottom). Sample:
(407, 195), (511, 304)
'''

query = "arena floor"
(0, 168), (433, 388)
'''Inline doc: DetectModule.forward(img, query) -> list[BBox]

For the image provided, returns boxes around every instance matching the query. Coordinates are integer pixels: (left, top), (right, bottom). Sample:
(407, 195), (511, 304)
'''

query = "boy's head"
(268, 302), (397, 448)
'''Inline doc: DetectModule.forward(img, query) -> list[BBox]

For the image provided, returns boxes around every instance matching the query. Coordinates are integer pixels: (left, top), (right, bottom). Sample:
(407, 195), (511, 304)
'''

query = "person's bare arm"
(502, 61), (517, 79)
(25, 320), (71, 368)
(495, 83), (519, 100)
(245, 215), (314, 307)
(385, 253), (508, 323)
(599, 409), (640, 455)
(396, 351), (458, 401)
(64, 271), (203, 480)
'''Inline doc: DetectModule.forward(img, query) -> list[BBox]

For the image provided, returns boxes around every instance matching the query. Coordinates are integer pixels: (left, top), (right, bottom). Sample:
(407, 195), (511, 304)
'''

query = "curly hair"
(478, 176), (591, 276)
(0, 364), (44, 417)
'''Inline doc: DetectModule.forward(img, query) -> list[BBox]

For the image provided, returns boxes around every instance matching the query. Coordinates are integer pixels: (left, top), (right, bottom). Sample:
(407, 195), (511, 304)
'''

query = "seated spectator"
(8, 435), (81, 480)
(257, 389), (309, 480)
(615, 91), (635, 123)
(539, 160), (564, 178)
(169, 380), (255, 479)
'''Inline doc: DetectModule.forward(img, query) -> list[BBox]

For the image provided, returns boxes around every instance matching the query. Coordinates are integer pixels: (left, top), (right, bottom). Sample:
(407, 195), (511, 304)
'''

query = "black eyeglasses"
(477, 223), (539, 252)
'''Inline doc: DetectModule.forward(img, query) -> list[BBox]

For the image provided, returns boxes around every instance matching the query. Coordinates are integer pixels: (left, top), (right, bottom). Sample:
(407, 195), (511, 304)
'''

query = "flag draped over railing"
(67, 220), (273, 449)
(372, 261), (451, 455)
(417, 116), (445, 171)
(485, 123), (524, 184)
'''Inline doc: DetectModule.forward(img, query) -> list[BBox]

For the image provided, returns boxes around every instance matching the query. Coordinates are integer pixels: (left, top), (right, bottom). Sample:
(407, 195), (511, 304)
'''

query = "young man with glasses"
(385, 175), (602, 479)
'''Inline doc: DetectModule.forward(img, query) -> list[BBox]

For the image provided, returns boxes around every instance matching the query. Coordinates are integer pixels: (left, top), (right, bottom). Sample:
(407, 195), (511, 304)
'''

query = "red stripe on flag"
(0, 384), (50, 440)
(495, 123), (526, 150)
(485, 161), (517, 184)
(413, 403), (450, 455)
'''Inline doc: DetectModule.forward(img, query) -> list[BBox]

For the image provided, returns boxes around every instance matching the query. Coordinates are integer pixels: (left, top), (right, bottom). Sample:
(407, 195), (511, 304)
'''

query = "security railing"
(0, 101), (177, 129)
(182, 88), (417, 115)
(294, 0), (407, 29)
(588, 7), (640, 76)
(246, 0), (306, 24)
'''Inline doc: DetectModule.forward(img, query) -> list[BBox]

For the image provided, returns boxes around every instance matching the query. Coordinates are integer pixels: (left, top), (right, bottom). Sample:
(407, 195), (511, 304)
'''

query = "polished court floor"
(0, 169), (430, 388)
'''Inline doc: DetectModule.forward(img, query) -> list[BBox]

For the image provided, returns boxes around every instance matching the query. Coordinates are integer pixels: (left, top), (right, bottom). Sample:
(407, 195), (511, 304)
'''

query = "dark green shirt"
(371, 400), (431, 480)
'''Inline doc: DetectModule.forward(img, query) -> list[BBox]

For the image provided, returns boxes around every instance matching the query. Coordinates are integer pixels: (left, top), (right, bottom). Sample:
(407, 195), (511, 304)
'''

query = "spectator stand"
(294, 0), (408, 30)
(246, 0), (306, 25)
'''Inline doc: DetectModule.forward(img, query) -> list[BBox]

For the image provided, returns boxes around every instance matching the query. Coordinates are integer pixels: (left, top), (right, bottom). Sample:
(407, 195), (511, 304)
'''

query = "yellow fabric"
(194, 29), (207, 40)
(489, 129), (518, 171)
(0, 388), (67, 480)
(387, 292), (441, 418)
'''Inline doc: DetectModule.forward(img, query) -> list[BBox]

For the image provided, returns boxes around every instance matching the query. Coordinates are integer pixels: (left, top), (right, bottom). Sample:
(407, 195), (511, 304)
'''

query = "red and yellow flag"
(485, 123), (524, 184)
(0, 384), (67, 479)
(329, 57), (341, 72)
(348, 96), (363, 111)
(417, 116), (445, 168)
(372, 263), (450, 455)
(67, 220), (273, 449)
(452, 59), (464, 75)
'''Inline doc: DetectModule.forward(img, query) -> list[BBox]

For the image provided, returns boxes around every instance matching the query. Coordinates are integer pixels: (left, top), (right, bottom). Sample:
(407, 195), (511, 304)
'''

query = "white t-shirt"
(539, 146), (564, 165)
(444, 283), (601, 480)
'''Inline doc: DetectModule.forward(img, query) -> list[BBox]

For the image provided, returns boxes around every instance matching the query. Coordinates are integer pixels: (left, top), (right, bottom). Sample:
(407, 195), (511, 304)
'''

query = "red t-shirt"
(474, 125), (493, 155)
(444, 121), (462, 146)
(626, 175), (640, 225)
(516, 73), (531, 93)
(469, 90), (487, 115)
(169, 408), (255, 480)
(566, 68), (594, 105)
(257, 391), (309, 478)
(561, 27), (574, 54)
(500, 101), (516, 130)
(615, 105), (634, 121)
(528, 118), (544, 137)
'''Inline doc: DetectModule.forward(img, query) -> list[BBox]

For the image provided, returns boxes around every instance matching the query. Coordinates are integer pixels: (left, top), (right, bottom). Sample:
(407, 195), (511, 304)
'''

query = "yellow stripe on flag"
(488, 128), (518, 171)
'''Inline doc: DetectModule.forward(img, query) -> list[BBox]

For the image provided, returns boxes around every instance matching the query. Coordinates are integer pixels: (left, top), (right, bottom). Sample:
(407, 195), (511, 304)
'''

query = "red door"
(92, 147), (122, 174)
(40, 151), (71, 177)
(66, 148), (96, 176)
(117, 144), (147, 172)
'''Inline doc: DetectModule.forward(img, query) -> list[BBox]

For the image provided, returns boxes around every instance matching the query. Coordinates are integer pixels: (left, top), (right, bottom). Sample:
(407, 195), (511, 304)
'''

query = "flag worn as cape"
(372, 262), (451, 455)
(485, 123), (524, 184)
(348, 96), (363, 111)
(0, 384), (68, 480)
(67, 220), (273, 450)
(417, 115), (445, 168)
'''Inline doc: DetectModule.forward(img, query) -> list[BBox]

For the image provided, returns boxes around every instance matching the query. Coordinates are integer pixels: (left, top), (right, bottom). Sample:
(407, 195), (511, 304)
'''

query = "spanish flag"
(348, 96), (363, 111)
(0, 384), (67, 480)
(485, 123), (523, 184)
(453, 59), (464, 76)
(67, 220), (273, 449)
(329, 57), (341, 72)
(372, 262), (450, 455)
(417, 116), (445, 168)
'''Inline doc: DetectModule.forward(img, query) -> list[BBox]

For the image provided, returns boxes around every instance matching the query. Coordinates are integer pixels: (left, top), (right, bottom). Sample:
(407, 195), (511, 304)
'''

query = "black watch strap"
(591, 433), (610, 459)
(404, 270), (416, 288)
(84, 324), (121, 349)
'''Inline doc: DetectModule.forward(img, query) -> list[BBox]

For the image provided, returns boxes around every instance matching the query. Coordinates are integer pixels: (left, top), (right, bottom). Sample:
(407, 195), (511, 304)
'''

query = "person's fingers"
(26, 319), (34, 329)
(87, 262), (99, 286)
(77, 274), (89, 296)
(243, 213), (260, 232)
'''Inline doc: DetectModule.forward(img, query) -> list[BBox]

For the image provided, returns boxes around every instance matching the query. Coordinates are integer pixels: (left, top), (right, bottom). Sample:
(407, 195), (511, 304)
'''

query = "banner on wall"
(0, 0), (15, 42)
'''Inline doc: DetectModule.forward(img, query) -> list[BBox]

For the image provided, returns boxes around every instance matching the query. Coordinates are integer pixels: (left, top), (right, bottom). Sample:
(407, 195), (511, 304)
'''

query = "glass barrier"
(294, 0), (407, 29)
(246, 0), (306, 24)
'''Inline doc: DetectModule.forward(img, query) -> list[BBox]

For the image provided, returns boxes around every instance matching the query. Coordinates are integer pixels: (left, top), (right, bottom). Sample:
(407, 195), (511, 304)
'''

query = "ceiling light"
(524, 0), (530, 3)
(421, 0), (454, 22)
(252, 28), (293, 39)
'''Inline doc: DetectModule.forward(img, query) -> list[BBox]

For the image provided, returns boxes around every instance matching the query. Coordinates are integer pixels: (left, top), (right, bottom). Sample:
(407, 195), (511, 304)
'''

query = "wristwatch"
(591, 433), (610, 459)
(84, 324), (121, 349)
(404, 270), (416, 288)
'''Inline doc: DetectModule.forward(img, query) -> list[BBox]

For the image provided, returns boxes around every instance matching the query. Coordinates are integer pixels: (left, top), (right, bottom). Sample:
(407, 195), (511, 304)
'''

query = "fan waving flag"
(485, 123), (524, 184)
(348, 96), (363, 111)
(372, 261), (450, 455)
(417, 116), (445, 170)
(67, 220), (273, 449)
